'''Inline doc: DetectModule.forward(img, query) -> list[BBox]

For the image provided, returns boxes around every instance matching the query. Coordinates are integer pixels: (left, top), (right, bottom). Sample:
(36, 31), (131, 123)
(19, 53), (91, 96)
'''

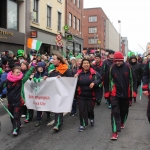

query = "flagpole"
(0, 98), (14, 119)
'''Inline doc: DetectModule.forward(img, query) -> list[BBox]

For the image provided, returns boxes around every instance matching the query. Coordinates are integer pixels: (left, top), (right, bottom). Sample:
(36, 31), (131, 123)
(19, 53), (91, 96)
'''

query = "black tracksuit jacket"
(104, 63), (137, 99)
(76, 68), (101, 100)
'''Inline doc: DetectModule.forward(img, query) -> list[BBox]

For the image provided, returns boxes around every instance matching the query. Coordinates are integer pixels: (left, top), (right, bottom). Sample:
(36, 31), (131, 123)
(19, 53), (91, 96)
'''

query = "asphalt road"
(0, 93), (150, 150)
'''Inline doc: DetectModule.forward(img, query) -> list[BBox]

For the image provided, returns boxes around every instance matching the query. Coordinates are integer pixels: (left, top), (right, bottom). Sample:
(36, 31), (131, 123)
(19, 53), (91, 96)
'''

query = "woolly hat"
(70, 57), (76, 61)
(114, 51), (124, 61)
(37, 62), (46, 68)
(9, 50), (14, 55)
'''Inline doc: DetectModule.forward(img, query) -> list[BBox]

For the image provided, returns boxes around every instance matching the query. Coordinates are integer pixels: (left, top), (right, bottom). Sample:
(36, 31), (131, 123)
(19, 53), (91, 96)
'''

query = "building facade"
(105, 20), (119, 52)
(25, 0), (66, 55)
(65, 0), (84, 57)
(82, 8), (108, 54)
(121, 37), (129, 56)
(0, 0), (25, 54)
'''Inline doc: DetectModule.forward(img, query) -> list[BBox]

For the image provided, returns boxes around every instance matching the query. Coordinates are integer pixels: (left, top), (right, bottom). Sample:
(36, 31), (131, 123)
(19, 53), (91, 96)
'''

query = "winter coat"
(104, 63), (137, 99)
(92, 61), (103, 74)
(0, 66), (34, 105)
(129, 61), (143, 83)
(142, 60), (150, 92)
(76, 68), (101, 100)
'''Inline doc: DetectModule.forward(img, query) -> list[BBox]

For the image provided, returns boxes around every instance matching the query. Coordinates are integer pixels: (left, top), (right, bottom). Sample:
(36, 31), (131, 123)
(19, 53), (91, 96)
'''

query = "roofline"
(83, 7), (109, 20)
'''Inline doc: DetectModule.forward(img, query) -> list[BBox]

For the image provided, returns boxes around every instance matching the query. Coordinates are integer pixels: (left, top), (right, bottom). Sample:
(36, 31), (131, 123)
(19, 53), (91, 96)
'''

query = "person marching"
(104, 51), (137, 140)
(75, 59), (101, 132)
(48, 53), (72, 131)
(129, 55), (143, 105)
(92, 54), (103, 105)
(142, 59), (150, 123)
(0, 66), (34, 135)
(34, 62), (50, 127)
(101, 50), (115, 108)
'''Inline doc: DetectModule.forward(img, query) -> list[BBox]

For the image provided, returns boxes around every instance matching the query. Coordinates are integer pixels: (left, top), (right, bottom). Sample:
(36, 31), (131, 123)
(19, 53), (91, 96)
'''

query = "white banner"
(24, 77), (77, 113)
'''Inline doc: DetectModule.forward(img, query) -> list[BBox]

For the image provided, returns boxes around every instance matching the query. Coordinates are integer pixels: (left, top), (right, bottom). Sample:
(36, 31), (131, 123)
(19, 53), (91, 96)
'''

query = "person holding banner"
(0, 66), (34, 136)
(49, 53), (73, 131)
(33, 62), (50, 127)
(75, 59), (101, 132)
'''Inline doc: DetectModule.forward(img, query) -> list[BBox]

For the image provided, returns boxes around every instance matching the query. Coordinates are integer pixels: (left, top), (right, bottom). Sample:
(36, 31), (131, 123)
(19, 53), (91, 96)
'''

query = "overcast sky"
(84, 0), (150, 54)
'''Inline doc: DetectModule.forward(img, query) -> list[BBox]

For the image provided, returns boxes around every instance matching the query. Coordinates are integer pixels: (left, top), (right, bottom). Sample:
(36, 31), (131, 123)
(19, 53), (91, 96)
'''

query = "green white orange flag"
(27, 38), (42, 51)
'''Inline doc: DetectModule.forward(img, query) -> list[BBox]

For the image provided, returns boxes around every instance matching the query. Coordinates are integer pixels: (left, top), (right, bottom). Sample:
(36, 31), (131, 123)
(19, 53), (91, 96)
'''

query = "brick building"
(82, 7), (108, 54)
(65, 0), (84, 56)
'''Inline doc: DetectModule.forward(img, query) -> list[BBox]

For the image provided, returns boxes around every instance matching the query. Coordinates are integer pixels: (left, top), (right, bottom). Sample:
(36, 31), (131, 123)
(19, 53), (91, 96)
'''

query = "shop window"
(7, 0), (18, 30)
(47, 6), (52, 28)
(33, 0), (39, 23)
(58, 12), (61, 31)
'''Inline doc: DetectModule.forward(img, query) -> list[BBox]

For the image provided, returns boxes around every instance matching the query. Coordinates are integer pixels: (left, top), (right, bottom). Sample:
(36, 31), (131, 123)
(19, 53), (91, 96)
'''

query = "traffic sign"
(64, 25), (69, 31)
(56, 34), (62, 41)
(56, 41), (63, 47)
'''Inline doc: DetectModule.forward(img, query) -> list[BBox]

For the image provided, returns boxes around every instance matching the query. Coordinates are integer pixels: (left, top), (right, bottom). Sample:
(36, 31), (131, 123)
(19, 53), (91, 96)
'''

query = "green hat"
(76, 53), (83, 59)
(17, 49), (24, 57)
(37, 54), (41, 58)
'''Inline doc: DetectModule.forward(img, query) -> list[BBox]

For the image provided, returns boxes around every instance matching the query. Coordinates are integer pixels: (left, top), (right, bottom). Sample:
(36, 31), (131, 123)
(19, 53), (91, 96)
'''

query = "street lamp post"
(118, 20), (121, 52)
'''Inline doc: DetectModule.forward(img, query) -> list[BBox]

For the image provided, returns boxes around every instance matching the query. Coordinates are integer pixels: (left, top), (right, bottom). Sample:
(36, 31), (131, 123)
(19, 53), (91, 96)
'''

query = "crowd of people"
(0, 49), (149, 140)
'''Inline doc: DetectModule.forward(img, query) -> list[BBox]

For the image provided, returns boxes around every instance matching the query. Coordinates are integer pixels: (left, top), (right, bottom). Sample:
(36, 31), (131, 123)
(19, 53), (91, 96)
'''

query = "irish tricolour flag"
(27, 38), (42, 51)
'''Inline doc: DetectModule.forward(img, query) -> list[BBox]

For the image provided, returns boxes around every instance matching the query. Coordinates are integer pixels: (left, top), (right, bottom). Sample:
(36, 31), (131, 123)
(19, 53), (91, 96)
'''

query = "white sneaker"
(21, 115), (26, 118)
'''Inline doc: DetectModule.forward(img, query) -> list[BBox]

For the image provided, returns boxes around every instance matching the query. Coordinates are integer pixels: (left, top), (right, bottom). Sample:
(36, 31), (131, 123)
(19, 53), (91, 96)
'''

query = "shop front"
(0, 27), (25, 54)
(28, 27), (66, 56)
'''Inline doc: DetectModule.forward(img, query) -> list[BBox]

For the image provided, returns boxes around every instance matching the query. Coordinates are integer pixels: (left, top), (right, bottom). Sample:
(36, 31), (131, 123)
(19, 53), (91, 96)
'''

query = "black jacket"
(104, 63), (137, 99)
(49, 69), (73, 77)
(129, 61), (143, 83)
(76, 68), (101, 100)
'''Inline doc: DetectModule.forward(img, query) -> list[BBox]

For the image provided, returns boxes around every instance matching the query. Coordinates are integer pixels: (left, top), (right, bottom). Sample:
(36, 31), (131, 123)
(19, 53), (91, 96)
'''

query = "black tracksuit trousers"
(78, 99), (95, 127)
(110, 97), (129, 133)
(8, 104), (21, 132)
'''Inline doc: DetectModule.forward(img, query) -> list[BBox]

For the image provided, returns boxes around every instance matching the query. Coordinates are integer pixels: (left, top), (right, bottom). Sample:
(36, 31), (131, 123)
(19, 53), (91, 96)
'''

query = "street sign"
(67, 34), (73, 41)
(56, 41), (63, 47)
(56, 34), (62, 41)
(64, 25), (69, 31)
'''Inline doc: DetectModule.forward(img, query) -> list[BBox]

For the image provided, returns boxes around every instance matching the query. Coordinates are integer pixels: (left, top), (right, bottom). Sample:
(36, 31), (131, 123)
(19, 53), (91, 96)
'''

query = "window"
(73, 16), (76, 29)
(74, 0), (76, 4)
(47, 6), (51, 28)
(33, 0), (39, 23)
(77, 19), (80, 31)
(7, 0), (18, 30)
(89, 16), (97, 22)
(89, 27), (97, 33)
(69, 13), (72, 27)
(77, 0), (80, 8)
(88, 38), (97, 44)
(58, 12), (61, 31)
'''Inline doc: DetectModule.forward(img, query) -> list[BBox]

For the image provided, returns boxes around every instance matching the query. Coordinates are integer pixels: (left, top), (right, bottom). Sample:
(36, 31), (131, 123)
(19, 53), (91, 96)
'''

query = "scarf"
(7, 71), (23, 82)
(56, 63), (68, 74)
